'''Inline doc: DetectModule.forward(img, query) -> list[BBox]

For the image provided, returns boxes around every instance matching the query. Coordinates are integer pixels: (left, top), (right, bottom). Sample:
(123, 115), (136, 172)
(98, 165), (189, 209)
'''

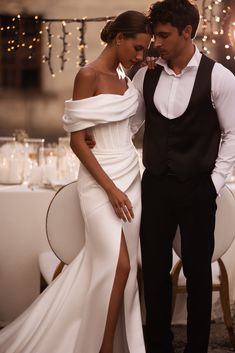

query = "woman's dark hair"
(100, 10), (152, 44)
(148, 0), (200, 38)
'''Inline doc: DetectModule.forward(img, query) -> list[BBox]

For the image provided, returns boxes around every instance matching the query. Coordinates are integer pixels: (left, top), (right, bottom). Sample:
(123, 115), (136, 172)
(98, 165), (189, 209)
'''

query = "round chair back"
(46, 181), (85, 264)
(173, 185), (235, 262)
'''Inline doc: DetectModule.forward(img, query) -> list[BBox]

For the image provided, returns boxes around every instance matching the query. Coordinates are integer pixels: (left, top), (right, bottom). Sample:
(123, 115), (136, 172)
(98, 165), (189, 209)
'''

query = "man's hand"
(141, 56), (158, 70)
(85, 128), (96, 149)
(145, 56), (158, 69)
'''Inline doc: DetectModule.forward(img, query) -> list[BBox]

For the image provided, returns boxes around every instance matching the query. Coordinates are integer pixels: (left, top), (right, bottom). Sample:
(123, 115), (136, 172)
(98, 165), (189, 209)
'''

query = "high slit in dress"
(0, 77), (145, 353)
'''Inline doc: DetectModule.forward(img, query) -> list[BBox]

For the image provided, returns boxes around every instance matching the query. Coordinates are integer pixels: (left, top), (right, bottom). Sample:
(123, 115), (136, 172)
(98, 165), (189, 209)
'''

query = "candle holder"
(0, 137), (25, 185)
(57, 136), (79, 184)
(23, 138), (45, 186)
(39, 146), (59, 185)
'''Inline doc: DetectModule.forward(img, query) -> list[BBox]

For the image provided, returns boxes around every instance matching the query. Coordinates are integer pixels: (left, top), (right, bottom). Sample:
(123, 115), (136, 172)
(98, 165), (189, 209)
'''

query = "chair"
(38, 251), (66, 292)
(45, 181), (85, 264)
(39, 181), (84, 290)
(171, 185), (235, 350)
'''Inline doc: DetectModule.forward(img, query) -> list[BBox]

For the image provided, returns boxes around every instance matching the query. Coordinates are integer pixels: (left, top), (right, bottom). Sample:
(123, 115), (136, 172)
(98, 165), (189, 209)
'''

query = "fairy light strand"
(59, 21), (69, 71)
(0, 15), (115, 76)
(200, 0), (234, 60)
(1, 6), (234, 77)
(43, 22), (54, 77)
(41, 16), (114, 74)
(78, 19), (87, 67)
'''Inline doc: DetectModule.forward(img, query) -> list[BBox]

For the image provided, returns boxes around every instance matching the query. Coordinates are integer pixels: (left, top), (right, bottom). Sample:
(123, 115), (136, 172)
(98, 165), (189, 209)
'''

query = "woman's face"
(117, 33), (152, 69)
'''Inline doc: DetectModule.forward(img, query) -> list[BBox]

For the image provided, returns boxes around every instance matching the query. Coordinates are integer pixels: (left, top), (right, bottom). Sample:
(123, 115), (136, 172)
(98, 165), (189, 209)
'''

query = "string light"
(200, 0), (234, 59)
(43, 22), (55, 77)
(59, 21), (69, 71)
(0, 14), (115, 77)
(1, 3), (234, 78)
(228, 21), (235, 48)
(78, 19), (87, 67)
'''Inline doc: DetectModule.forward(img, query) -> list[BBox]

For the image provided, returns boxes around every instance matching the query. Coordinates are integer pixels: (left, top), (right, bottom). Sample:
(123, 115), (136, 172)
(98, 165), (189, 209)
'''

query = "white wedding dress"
(0, 77), (145, 353)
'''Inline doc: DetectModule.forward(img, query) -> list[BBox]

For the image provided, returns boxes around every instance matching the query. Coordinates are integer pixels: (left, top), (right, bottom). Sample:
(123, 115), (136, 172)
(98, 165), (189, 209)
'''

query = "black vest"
(143, 54), (221, 181)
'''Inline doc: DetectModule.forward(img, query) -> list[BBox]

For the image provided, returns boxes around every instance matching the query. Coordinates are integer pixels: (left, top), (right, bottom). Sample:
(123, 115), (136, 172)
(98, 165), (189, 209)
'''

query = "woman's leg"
(99, 232), (130, 353)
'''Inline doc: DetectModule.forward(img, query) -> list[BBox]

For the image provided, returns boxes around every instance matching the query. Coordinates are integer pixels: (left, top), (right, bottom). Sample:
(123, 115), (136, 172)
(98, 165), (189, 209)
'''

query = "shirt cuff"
(211, 173), (226, 195)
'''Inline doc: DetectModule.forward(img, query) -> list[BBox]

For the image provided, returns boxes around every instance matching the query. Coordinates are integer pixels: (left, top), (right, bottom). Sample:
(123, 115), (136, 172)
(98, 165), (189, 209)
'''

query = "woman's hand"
(106, 186), (134, 223)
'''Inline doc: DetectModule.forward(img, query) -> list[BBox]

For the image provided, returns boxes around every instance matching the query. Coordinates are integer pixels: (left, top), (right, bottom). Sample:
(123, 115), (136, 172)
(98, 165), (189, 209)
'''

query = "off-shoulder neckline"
(68, 77), (133, 103)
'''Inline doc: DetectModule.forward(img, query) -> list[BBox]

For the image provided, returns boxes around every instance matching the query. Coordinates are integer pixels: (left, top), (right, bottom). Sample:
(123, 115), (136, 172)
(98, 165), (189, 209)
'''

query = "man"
(131, 1), (235, 353)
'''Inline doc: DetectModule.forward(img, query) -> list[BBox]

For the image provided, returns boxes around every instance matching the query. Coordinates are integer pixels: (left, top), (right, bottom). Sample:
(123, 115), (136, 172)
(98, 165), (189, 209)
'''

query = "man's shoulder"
(211, 61), (235, 97)
(212, 61), (235, 80)
(200, 54), (234, 82)
(132, 64), (163, 83)
(131, 66), (149, 92)
(132, 66), (148, 81)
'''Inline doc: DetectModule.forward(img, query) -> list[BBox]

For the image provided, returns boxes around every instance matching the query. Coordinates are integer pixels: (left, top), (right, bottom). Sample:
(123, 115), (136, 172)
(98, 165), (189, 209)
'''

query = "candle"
(44, 155), (57, 182)
(0, 140), (24, 184)
(8, 154), (24, 184)
(29, 164), (43, 185)
(0, 158), (9, 184)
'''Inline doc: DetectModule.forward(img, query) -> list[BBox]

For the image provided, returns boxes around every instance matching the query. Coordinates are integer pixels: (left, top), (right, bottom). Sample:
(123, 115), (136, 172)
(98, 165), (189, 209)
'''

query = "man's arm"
(84, 128), (96, 148)
(211, 63), (235, 193)
(130, 66), (148, 135)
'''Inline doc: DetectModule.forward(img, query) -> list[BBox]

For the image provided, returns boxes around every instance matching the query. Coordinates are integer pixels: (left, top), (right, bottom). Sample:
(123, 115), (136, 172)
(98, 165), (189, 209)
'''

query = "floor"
(173, 322), (235, 353)
(0, 321), (234, 352)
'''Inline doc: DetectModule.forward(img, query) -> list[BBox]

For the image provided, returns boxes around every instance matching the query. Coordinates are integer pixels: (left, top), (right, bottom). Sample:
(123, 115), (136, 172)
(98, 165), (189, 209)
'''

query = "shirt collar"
(156, 45), (202, 76)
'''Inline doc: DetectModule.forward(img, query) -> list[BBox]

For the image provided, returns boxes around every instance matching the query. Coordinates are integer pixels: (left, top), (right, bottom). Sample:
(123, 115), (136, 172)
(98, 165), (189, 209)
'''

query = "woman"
(0, 11), (151, 353)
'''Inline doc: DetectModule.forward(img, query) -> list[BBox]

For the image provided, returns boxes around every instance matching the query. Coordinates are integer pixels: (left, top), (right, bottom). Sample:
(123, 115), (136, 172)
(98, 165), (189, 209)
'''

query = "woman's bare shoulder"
(76, 66), (98, 79)
(73, 66), (98, 100)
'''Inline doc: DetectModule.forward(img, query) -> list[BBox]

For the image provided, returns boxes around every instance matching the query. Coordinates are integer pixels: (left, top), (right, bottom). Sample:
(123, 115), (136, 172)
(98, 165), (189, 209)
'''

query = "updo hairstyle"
(100, 10), (152, 44)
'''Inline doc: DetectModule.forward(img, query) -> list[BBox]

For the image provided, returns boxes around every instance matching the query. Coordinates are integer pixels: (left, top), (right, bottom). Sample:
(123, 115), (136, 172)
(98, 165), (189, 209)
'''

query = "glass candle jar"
(0, 137), (25, 184)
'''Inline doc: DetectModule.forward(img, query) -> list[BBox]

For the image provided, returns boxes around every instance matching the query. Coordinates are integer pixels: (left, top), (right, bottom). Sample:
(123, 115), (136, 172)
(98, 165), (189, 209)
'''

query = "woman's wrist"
(103, 180), (117, 194)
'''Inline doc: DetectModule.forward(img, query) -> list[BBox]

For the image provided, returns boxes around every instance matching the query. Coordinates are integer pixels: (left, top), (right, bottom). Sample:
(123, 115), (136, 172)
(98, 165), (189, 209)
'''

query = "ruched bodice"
(91, 119), (132, 151)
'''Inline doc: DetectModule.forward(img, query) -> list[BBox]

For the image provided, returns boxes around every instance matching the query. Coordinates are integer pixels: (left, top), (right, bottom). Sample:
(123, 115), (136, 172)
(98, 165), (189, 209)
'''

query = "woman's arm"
(70, 68), (134, 222)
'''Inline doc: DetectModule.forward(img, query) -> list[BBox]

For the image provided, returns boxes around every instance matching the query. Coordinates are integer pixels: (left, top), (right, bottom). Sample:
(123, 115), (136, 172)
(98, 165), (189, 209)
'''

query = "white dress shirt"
(132, 46), (235, 193)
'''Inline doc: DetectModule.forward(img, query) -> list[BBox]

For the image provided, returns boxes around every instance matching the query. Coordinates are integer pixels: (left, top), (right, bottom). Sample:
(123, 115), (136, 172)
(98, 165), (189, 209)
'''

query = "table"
(0, 184), (55, 326)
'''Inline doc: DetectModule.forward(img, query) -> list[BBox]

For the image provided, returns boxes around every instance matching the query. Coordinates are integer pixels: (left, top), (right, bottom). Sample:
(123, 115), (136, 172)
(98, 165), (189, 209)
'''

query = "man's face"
(153, 22), (187, 61)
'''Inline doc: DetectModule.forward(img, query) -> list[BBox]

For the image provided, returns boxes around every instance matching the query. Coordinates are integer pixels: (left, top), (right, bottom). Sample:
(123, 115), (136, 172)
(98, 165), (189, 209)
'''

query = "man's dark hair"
(148, 0), (200, 38)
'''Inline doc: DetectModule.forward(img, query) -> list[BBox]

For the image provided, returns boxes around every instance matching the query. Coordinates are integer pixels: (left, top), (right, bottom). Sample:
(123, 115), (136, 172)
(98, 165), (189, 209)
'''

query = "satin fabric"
(0, 78), (145, 353)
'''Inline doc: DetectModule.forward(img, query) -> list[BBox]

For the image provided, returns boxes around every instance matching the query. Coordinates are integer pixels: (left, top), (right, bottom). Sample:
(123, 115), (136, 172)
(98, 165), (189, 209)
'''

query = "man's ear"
(183, 25), (192, 39)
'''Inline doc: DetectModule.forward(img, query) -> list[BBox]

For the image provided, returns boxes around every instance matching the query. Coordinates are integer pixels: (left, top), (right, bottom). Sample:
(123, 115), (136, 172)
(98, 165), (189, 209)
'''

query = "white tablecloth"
(0, 184), (55, 326)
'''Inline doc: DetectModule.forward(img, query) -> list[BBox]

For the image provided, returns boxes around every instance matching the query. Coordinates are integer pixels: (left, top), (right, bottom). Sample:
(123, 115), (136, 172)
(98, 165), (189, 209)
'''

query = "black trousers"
(140, 170), (217, 353)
